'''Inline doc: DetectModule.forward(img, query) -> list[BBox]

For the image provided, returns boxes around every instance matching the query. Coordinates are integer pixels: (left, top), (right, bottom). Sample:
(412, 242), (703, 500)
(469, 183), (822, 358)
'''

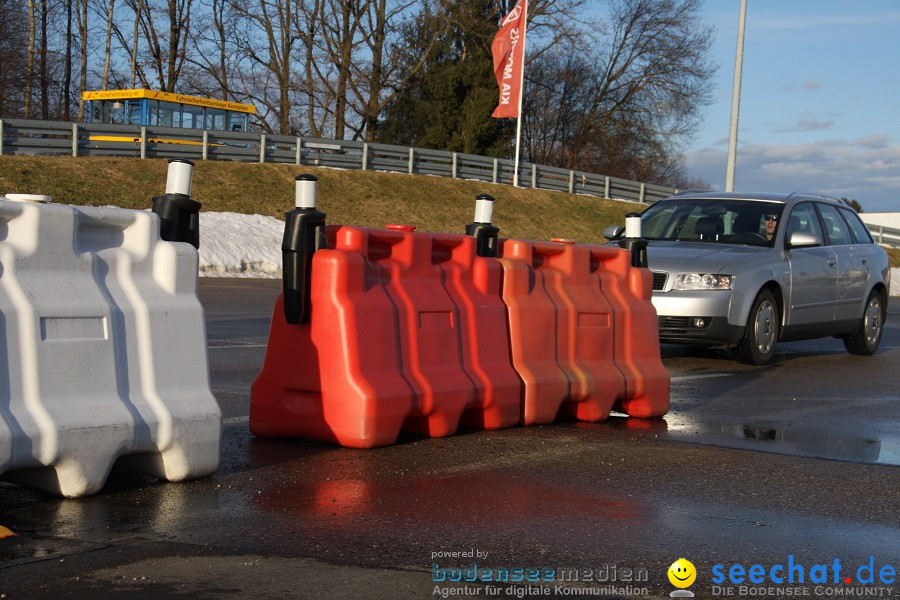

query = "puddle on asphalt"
(660, 416), (900, 466)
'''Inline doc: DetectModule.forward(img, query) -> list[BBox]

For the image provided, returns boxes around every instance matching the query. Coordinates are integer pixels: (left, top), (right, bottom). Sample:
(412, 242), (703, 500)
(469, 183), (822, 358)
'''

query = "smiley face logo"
(668, 558), (696, 588)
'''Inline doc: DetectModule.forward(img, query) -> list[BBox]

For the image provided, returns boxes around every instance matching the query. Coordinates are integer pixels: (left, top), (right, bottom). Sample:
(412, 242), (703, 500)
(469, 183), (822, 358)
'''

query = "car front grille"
(659, 316), (692, 329)
(652, 271), (668, 291)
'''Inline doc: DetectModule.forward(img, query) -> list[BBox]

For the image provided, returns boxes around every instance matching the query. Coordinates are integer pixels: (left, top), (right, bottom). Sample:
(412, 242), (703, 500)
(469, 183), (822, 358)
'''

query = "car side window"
(817, 204), (852, 246)
(785, 203), (823, 243)
(838, 207), (874, 244)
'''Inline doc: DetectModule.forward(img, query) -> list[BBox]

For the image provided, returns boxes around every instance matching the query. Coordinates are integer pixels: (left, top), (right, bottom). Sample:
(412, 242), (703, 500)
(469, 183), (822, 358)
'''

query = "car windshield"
(640, 199), (785, 246)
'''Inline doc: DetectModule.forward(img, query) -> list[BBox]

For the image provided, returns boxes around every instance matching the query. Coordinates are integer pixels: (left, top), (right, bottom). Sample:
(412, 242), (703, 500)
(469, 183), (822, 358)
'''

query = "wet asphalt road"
(1, 278), (898, 599)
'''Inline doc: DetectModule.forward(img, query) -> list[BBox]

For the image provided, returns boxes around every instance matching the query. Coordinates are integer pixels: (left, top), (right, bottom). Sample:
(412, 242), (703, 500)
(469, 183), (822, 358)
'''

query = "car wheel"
(843, 290), (885, 355)
(737, 289), (779, 365)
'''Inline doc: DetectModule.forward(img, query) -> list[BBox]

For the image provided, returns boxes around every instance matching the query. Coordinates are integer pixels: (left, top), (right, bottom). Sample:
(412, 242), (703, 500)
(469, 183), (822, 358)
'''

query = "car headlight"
(673, 273), (734, 290)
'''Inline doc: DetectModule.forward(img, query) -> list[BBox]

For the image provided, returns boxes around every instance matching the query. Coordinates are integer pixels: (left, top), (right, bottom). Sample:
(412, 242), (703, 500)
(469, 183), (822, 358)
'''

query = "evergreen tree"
(376, 0), (514, 157)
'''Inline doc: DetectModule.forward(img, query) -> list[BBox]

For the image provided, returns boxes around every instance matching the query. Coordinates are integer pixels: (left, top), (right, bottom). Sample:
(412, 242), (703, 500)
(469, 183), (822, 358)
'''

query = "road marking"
(224, 415), (250, 425)
(670, 373), (733, 382)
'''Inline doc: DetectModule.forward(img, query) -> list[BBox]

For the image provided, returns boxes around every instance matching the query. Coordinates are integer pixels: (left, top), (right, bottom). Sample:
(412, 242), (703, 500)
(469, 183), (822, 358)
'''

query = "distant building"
(860, 212), (900, 230)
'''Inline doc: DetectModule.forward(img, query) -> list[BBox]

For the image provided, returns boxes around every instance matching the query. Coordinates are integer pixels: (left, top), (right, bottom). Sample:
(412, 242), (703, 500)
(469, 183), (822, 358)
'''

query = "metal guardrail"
(0, 118), (676, 204)
(869, 225), (900, 248)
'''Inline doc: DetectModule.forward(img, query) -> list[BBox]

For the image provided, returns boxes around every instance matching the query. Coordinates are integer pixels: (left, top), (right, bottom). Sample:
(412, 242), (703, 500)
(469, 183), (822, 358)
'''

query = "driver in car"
(764, 212), (779, 241)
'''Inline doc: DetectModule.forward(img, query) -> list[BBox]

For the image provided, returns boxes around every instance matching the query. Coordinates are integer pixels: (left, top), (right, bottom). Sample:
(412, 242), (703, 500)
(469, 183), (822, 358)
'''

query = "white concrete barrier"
(0, 194), (221, 497)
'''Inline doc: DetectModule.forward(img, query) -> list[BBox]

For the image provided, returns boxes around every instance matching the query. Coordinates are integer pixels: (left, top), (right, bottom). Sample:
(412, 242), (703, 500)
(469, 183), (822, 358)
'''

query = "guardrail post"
(259, 134), (266, 163)
(452, 152), (458, 178)
(296, 137), (302, 165)
(71, 123), (78, 157)
(877, 226), (884, 244)
(604, 176), (610, 199)
(0, 119), (4, 155)
(531, 164), (537, 189)
(492, 159), (498, 184)
(408, 147), (414, 175)
(639, 183), (646, 203)
(202, 131), (208, 161)
(140, 126), (147, 159)
(568, 170), (574, 194)
(362, 143), (368, 170)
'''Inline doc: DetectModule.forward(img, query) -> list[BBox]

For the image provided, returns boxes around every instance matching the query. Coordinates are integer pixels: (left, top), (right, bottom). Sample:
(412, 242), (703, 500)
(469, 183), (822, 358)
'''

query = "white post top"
(474, 195), (494, 224)
(295, 174), (318, 209)
(625, 213), (642, 238)
(165, 160), (195, 196)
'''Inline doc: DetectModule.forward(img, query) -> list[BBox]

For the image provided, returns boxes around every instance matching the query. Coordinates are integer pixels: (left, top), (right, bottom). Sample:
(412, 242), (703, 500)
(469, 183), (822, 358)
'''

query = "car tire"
(736, 289), (779, 365)
(843, 290), (885, 356)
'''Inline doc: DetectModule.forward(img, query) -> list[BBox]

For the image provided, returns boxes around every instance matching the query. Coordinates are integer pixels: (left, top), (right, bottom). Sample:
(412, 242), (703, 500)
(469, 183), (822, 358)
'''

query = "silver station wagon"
(608, 192), (891, 364)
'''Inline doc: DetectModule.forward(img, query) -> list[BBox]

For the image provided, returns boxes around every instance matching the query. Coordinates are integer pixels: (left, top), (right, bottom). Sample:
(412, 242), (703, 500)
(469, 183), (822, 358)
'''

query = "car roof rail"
(786, 191), (842, 203)
(672, 189), (713, 196)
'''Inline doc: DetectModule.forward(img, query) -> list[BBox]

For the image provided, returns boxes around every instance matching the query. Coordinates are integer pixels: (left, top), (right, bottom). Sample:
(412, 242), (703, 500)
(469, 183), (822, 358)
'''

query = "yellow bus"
(82, 89), (257, 142)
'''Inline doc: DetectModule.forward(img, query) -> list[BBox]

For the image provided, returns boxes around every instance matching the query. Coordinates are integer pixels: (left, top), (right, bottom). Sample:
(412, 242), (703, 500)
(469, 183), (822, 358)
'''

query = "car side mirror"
(786, 232), (820, 248)
(603, 225), (624, 240)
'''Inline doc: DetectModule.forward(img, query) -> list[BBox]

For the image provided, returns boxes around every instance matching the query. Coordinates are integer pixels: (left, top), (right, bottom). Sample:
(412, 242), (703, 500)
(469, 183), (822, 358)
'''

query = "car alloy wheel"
(753, 298), (777, 354)
(737, 288), (779, 365)
(844, 290), (885, 355)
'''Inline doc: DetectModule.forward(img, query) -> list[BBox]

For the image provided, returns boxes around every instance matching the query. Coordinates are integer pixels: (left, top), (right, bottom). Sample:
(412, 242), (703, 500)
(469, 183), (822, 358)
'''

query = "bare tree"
(64, 0), (74, 119)
(24, 0), (36, 118)
(0, 0), (29, 117)
(524, 0), (714, 181)
(348, 0), (445, 141)
(39, 0), (50, 118)
(231, 0), (300, 134)
(130, 0), (143, 86)
(297, 0), (326, 135)
(76, 0), (88, 118)
(185, 0), (240, 99)
(101, 0), (118, 88)
(118, 0), (193, 91)
(315, 0), (364, 138)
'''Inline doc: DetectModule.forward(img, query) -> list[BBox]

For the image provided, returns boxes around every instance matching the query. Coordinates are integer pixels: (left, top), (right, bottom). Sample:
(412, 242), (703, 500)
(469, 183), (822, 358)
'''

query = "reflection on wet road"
(0, 279), (897, 600)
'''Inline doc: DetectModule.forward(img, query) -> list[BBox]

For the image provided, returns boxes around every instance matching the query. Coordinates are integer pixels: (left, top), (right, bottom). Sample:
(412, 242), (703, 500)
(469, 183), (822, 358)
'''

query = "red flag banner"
(491, 0), (527, 118)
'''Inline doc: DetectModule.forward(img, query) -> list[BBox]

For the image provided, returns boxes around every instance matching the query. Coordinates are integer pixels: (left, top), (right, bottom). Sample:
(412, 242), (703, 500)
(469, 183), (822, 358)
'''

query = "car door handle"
(860, 257), (868, 264)
(827, 259), (836, 266)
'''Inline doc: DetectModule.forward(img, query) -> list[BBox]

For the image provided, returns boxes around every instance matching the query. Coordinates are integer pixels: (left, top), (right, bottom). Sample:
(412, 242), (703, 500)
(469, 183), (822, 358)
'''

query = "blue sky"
(682, 0), (900, 212)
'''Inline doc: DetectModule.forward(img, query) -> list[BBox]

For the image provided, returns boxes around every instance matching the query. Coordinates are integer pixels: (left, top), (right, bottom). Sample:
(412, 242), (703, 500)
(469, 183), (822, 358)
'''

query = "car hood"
(646, 241), (770, 274)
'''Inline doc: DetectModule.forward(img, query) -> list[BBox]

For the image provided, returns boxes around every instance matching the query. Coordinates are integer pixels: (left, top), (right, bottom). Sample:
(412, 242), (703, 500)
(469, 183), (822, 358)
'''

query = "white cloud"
(854, 134), (890, 150)
(775, 118), (834, 133)
(684, 137), (900, 212)
(754, 12), (900, 30)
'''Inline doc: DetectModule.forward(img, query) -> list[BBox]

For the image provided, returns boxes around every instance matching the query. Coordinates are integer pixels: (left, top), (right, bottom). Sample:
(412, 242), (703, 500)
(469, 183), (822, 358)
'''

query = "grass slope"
(2, 156), (897, 268)
(0, 156), (642, 244)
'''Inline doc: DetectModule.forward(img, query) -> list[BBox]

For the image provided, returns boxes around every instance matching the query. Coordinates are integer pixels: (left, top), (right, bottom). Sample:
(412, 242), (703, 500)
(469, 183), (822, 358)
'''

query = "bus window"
(155, 100), (181, 127)
(105, 101), (127, 125)
(227, 112), (247, 132)
(205, 108), (225, 130)
(126, 99), (143, 124)
(182, 104), (203, 129)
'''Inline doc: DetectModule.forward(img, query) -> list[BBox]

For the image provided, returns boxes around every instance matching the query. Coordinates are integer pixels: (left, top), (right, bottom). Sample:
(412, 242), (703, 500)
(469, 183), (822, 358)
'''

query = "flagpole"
(512, 0), (528, 188)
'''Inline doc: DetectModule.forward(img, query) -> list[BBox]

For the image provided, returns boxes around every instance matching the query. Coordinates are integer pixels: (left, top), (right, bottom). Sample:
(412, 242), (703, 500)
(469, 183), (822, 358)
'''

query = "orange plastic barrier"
(498, 239), (668, 424)
(250, 225), (521, 448)
(591, 246), (669, 418)
(499, 239), (624, 424)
